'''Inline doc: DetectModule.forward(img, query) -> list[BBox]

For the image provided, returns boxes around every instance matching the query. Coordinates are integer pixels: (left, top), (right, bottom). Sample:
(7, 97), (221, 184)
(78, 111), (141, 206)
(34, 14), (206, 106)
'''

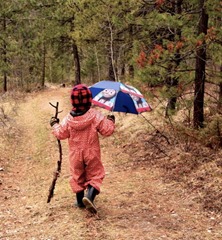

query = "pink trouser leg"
(69, 149), (105, 193)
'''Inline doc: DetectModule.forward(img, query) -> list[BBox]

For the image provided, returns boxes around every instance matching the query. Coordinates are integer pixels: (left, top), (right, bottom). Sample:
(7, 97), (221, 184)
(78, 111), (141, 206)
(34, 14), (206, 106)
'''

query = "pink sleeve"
(96, 114), (115, 136)
(52, 115), (70, 140)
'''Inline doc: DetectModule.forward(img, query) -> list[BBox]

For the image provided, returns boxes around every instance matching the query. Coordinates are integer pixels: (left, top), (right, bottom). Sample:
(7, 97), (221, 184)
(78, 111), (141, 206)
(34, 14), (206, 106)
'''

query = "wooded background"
(0, 0), (222, 129)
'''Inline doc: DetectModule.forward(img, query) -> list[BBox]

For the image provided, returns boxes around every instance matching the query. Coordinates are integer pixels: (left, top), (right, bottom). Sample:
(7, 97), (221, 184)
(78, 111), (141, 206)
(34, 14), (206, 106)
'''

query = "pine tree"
(193, 0), (208, 128)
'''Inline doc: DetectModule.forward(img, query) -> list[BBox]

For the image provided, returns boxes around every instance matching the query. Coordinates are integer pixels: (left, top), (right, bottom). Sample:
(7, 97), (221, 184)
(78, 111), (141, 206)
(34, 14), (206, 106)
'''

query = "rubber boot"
(75, 190), (85, 208)
(82, 185), (98, 213)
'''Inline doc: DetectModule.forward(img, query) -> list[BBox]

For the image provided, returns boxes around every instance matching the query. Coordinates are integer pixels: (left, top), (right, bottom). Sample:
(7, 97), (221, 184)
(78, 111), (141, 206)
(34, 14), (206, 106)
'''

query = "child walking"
(50, 84), (115, 213)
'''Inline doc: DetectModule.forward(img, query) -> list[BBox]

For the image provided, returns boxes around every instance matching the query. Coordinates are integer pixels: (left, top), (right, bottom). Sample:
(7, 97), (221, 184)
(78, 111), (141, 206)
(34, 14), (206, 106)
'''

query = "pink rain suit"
(52, 108), (115, 193)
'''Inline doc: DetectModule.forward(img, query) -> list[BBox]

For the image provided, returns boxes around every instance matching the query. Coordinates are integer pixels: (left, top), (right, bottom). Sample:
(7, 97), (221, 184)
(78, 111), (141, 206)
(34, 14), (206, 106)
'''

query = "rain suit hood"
(68, 109), (96, 131)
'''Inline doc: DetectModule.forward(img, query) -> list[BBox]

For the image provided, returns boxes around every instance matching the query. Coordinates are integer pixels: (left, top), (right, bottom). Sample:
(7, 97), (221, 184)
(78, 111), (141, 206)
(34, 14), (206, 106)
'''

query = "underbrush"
(114, 113), (222, 214)
(0, 92), (26, 186)
(0, 91), (26, 149)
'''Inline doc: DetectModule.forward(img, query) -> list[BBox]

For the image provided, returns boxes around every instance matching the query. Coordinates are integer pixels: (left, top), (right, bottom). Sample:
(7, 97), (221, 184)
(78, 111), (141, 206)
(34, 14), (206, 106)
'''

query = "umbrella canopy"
(89, 80), (152, 114)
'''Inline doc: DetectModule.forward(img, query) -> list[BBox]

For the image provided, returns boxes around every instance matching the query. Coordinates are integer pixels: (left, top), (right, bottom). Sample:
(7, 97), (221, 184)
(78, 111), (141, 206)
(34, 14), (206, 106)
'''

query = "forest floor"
(0, 86), (222, 240)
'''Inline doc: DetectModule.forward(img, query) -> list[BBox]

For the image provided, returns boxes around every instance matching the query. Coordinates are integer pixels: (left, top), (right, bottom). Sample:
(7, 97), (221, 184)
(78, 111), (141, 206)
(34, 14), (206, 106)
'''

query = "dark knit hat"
(70, 84), (92, 112)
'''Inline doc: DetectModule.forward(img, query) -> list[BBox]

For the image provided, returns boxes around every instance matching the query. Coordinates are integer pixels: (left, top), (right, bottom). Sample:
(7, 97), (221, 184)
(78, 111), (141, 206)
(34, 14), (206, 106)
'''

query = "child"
(50, 84), (115, 213)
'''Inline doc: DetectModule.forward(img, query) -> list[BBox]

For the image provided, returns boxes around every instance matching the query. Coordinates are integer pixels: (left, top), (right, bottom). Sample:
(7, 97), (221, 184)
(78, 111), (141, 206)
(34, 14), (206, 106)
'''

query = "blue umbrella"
(89, 80), (152, 114)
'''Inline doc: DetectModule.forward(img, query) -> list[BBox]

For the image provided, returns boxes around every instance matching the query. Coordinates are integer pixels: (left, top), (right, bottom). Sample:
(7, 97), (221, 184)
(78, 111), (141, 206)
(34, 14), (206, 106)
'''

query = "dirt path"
(1, 87), (222, 240)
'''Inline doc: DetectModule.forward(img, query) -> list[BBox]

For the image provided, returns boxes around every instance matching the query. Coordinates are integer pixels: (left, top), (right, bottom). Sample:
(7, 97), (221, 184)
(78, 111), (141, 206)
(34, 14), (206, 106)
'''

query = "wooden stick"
(47, 102), (63, 203)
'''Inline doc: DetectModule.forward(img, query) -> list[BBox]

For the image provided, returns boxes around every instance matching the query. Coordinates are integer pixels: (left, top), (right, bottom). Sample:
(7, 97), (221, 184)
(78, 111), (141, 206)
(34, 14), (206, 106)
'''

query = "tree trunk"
(41, 42), (46, 88)
(128, 65), (134, 78)
(3, 16), (7, 92)
(165, 76), (179, 117)
(108, 21), (117, 81)
(128, 24), (134, 78)
(72, 41), (81, 85)
(70, 15), (81, 85)
(94, 44), (101, 83)
(217, 66), (222, 111)
(108, 53), (115, 81)
(193, 0), (208, 128)
(165, 0), (182, 116)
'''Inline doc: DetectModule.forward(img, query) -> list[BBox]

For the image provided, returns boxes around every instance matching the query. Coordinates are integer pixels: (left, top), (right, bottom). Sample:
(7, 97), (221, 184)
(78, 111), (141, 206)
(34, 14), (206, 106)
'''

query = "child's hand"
(107, 115), (115, 123)
(50, 117), (60, 127)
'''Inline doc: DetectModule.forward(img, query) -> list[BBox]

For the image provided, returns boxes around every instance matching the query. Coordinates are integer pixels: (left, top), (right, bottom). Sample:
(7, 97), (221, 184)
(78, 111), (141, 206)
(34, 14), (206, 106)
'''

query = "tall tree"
(70, 15), (81, 85)
(193, 0), (208, 128)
